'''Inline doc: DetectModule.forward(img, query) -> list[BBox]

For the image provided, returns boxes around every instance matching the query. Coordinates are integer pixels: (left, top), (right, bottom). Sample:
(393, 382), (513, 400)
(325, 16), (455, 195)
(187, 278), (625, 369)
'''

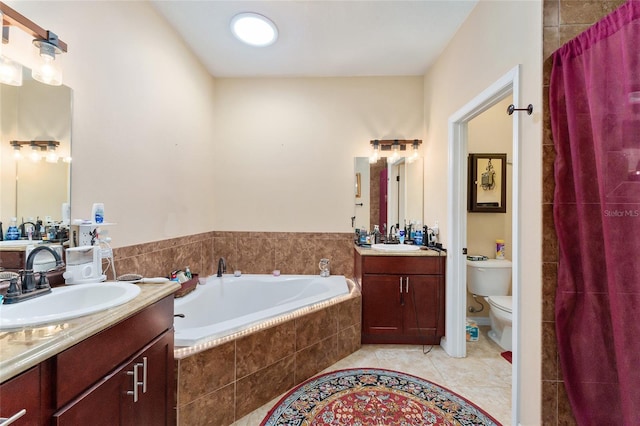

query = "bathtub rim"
(173, 277), (360, 360)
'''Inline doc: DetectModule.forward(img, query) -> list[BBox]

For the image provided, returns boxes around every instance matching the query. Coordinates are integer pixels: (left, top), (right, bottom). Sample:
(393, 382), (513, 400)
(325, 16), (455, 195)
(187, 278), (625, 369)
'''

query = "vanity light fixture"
(230, 12), (278, 47)
(10, 140), (61, 162)
(0, 2), (67, 86)
(369, 139), (423, 163)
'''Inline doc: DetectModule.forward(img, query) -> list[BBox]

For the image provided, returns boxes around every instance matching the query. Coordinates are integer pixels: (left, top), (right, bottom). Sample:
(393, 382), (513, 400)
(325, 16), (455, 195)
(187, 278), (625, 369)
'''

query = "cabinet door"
(54, 331), (173, 426)
(0, 366), (41, 425)
(403, 275), (444, 337)
(361, 274), (402, 335)
(127, 330), (174, 425)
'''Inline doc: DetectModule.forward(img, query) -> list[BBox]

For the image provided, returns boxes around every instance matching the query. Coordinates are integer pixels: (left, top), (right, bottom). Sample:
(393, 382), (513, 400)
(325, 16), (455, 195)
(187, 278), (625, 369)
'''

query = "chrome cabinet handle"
(126, 361), (145, 402)
(399, 277), (403, 293)
(405, 277), (409, 293)
(127, 363), (140, 402)
(141, 357), (148, 394)
(0, 409), (26, 425)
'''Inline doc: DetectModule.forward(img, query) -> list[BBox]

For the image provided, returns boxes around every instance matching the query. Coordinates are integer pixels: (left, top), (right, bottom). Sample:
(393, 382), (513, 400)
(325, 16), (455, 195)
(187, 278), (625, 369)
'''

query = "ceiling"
(150, 1), (478, 78)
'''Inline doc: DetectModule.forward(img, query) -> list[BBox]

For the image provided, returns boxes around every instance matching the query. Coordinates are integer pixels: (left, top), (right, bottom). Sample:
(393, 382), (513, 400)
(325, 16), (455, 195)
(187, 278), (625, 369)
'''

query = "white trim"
(444, 65), (520, 426)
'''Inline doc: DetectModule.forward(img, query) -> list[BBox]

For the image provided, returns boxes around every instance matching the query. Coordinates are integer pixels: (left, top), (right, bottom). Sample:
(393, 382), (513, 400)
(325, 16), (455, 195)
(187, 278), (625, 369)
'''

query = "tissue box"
(466, 319), (479, 342)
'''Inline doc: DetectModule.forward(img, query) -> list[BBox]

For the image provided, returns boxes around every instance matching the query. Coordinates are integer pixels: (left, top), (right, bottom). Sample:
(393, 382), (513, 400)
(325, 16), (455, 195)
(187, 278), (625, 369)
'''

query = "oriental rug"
(261, 368), (501, 425)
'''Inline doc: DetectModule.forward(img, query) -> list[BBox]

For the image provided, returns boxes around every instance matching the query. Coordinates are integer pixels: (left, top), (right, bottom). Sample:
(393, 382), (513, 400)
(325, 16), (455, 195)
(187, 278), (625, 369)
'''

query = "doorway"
(442, 65), (521, 424)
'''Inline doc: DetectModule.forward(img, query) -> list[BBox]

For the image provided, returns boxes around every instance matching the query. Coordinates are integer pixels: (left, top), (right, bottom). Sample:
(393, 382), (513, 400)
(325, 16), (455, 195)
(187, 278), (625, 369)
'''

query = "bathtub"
(173, 274), (350, 347)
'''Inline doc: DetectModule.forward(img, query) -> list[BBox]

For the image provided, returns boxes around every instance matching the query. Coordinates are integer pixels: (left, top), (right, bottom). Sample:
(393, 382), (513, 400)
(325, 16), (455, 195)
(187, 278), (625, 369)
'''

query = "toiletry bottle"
(5, 218), (19, 241)
(185, 266), (192, 279)
(92, 203), (105, 224)
(414, 221), (423, 246)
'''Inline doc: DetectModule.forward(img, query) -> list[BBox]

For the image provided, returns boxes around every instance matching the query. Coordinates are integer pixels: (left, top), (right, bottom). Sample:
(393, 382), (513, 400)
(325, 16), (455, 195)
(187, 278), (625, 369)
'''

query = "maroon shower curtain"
(549, 1), (640, 424)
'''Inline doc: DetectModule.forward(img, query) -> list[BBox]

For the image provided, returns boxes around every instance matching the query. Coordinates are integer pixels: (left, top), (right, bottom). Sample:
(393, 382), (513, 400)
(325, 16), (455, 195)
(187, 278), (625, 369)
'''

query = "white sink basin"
(0, 282), (141, 330)
(371, 243), (421, 252)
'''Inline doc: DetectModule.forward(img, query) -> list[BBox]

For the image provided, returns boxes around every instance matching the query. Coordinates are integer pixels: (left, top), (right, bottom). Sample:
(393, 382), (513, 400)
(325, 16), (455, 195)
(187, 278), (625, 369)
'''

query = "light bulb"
(46, 145), (59, 163)
(13, 145), (22, 160)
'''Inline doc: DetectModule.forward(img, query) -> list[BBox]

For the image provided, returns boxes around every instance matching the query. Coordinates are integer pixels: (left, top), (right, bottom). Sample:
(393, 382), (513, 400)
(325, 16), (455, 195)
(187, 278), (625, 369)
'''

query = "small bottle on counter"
(5, 218), (19, 241)
(185, 266), (192, 279)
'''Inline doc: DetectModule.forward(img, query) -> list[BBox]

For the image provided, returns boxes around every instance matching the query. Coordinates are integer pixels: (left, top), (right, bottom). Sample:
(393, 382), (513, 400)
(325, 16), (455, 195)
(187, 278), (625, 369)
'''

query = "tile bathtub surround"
(112, 231), (354, 279)
(174, 292), (362, 425)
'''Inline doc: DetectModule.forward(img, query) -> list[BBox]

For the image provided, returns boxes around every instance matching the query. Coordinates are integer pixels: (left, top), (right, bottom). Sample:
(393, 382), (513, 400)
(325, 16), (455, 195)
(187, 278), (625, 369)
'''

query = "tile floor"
(232, 326), (512, 425)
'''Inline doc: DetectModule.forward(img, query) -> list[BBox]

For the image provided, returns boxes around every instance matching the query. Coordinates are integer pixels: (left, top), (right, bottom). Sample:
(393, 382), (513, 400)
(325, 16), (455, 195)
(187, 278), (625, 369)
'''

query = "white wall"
(212, 77), (423, 232)
(423, 1), (542, 424)
(5, 1), (217, 246)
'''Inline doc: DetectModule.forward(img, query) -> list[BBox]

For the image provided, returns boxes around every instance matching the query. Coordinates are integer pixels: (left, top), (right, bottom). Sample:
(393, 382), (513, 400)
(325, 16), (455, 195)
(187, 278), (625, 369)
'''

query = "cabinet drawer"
(362, 255), (444, 275)
(54, 295), (173, 408)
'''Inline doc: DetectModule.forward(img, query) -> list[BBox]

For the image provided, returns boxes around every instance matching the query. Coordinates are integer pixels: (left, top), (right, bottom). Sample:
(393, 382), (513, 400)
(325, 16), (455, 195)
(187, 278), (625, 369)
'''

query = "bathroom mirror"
(354, 156), (423, 233)
(0, 66), (72, 224)
(467, 153), (507, 213)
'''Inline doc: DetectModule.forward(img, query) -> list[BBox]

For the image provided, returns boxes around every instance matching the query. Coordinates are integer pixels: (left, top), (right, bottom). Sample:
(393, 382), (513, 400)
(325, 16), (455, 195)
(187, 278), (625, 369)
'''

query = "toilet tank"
(467, 259), (512, 296)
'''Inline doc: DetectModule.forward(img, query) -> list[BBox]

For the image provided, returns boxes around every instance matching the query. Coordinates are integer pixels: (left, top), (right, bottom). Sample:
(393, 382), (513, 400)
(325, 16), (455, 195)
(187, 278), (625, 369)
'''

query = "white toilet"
(467, 259), (513, 351)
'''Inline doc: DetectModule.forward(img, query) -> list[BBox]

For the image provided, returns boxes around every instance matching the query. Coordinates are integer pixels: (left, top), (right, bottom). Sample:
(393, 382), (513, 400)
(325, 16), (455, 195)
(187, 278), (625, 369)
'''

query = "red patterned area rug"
(261, 368), (501, 425)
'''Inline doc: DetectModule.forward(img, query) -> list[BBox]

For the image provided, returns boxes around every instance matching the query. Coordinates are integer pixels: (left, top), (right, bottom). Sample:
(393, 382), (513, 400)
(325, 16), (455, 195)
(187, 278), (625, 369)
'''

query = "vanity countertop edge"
(354, 244), (447, 257)
(0, 281), (180, 383)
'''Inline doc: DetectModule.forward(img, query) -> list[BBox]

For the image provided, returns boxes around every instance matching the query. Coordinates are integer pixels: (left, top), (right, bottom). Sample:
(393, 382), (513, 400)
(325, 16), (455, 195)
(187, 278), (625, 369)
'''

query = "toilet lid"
(487, 296), (512, 313)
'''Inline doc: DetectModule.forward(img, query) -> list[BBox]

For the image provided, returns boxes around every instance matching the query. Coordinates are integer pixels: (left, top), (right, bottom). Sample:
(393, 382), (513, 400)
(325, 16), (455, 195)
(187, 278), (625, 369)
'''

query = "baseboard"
(467, 316), (491, 326)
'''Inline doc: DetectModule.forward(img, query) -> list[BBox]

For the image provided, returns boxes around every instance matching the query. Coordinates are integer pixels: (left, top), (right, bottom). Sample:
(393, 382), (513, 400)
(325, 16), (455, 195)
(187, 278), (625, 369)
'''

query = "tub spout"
(216, 257), (227, 277)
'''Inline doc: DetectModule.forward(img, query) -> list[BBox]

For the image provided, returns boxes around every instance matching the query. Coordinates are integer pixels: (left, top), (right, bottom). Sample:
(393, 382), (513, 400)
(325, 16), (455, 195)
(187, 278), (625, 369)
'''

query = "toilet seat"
(487, 295), (512, 314)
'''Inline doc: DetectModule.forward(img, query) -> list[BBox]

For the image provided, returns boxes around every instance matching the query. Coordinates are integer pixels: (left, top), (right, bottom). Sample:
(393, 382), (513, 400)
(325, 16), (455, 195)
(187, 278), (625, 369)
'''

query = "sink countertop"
(354, 244), (447, 257)
(0, 281), (180, 383)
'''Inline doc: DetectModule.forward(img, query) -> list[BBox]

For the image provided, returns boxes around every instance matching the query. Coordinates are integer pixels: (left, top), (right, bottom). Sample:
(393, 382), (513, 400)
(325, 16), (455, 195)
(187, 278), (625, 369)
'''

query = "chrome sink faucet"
(216, 257), (227, 277)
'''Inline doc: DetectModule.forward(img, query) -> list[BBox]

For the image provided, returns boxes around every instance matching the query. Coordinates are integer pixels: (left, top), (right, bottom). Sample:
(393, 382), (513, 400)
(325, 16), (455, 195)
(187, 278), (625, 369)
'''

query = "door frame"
(442, 65), (521, 424)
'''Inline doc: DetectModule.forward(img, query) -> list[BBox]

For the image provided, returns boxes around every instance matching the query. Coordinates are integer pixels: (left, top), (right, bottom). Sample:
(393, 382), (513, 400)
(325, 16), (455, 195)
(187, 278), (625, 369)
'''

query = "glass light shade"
(407, 143), (419, 163)
(46, 145), (59, 163)
(369, 141), (380, 164)
(32, 41), (62, 86)
(231, 13), (278, 46)
(30, 145), (41, 162)
(389, 142), (400, 162)
(0, 56), (23, 86)
(13, 145), (23, 160)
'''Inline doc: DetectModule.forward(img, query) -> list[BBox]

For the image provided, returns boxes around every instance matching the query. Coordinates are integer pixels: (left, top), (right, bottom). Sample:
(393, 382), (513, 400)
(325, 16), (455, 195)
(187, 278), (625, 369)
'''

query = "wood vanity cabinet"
(0, 294), (175, 426)
(355, 250), (446, 345)
(53, 295), (175, 425)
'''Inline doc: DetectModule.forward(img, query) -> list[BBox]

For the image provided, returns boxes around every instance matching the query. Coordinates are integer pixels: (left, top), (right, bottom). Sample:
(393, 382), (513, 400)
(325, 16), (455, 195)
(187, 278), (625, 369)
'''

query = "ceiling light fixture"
(230, 12), (278, 47)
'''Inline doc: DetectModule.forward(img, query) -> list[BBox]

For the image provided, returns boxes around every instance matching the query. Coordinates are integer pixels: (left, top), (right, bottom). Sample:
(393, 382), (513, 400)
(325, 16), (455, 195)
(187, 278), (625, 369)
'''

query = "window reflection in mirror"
(354, 156), (423, 234)
(0, 68), (72, 224)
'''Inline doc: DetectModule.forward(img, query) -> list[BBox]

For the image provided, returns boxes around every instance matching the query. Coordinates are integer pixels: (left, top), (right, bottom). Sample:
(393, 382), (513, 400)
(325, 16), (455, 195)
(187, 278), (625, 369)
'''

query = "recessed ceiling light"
(230, 12), (278, 47)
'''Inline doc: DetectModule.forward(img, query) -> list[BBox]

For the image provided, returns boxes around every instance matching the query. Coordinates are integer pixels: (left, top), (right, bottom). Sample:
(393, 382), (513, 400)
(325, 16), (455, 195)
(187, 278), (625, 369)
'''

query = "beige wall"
(5, 1), (217, 247)
(211, 77), (424, 232)
(423, 1), (542, 424)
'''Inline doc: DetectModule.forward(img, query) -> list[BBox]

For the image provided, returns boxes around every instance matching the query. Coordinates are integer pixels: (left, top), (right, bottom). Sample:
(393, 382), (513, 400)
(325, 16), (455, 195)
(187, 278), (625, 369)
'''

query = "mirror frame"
(467, 153), (507, 213)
